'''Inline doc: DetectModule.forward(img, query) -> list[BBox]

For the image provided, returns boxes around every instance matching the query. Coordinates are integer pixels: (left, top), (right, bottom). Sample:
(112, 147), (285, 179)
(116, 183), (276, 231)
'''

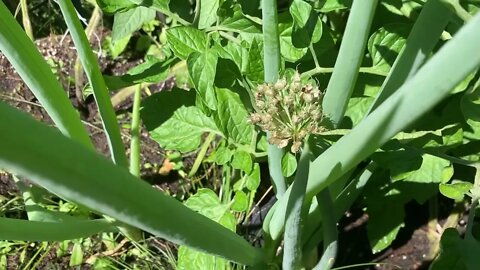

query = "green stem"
(367, 0), (453, 114)
(322, 0), (378, 126)
(129, 85), (142, 177)
(263, 0), (286, 198)
(314, 189), (337, 270)
(283, 142), (311, 270)
(440, 0), (472, 22)
(302, 66), (387, 79)
(466, 164), (480, 240)
(188, 132), (216, 177)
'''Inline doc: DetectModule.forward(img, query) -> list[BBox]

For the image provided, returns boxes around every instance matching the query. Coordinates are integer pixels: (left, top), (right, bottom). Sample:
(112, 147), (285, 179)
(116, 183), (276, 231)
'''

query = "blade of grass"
(0, 218), (116, 241)
(322, 0), (378, 126)
(57, 0), (128, 168)
(0, 2), (92, 148)
(263, 0), (287, 198)
(367, 0), (453, 113)
(0, 101), (263, 266)
(268, 12), (480, 239)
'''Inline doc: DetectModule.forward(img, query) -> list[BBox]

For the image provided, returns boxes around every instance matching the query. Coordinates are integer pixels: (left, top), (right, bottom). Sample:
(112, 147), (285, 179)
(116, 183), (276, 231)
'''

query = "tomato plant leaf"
(187, 50), (218, 110)
(151, 106), (221, 153)
(368, 24), (409, 74)
(214, 88), (254, 145)
(178, 188), (236, 270)
(232, 190), (248, 212)
(96, 0), (137, 14)
(112, 6), (156, 42)
(439, 181), (473, 201)
(232, 151), (253, 174)
(246, 163), (261, 191)
(290, 0), (323, 48)
(167, 26), (208, 59)
(281, 152), (297, 178)
(198, 0), (219, 29)
(245, 38), (264, 82)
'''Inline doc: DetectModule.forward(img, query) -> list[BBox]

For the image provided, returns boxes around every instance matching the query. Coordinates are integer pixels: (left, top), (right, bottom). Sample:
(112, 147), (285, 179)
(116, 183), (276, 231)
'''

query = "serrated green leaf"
(290, 0), (323, 48)
(105, 56), (172, 90)
(232, 151), (253, 174)
(178, 188), (235, 270)
(281, 152), (297, 177)
(105, 34), (131, 59)
(151, 106), (221, 153)
(198, 0), (219, 29)
(374, 150), (453, 183)
(213, 40), (245, 71)
(246, 163), (261, 191)
(167, 26), (208, 59)
(439, 181), (473, 201)
(404, 154), (453, 183)
(112, 6), (156, 42)
(219, 4), (262, 34)
(380, 0), (423, 19)
(210, 144), (234, 165)
(313, 0), (352, 12)
(368, 24), (409, 73)
(290, 0), (312, 27)
(278, 14), (308, 62)
(231, 190), (248, 212)
(140, 88), (196, 131)
(96, 0), (136, 14)
(214, 88), (254, 145)
(187, 50), (218, 110)
(245, 38), (264, 82)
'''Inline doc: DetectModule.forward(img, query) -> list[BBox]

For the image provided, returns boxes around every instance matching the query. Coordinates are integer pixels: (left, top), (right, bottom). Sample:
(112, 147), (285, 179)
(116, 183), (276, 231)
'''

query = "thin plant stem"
(129, 84), (142, 177)
(20, 0), (33, 40)
(440, 0), (472, 22)
(188, 132), (216, 177)
(466, 164), (480, 240)
(302, 66), (387, 78)
(74, 5), (102, 109)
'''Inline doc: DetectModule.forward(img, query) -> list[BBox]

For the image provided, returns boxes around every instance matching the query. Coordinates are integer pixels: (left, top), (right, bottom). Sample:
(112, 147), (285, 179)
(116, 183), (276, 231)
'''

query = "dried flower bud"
(256, 100), (265, 109)
(283, 96), (293, 106)
(265, 88), (274, 97)
(302, 93), (313, 103)
(292, 71), (301, 84)
(249, 113), (261, 124)
(291, 141), (302, 153)
(249, 71), (327, 153)
(274, 77), (287, 90)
